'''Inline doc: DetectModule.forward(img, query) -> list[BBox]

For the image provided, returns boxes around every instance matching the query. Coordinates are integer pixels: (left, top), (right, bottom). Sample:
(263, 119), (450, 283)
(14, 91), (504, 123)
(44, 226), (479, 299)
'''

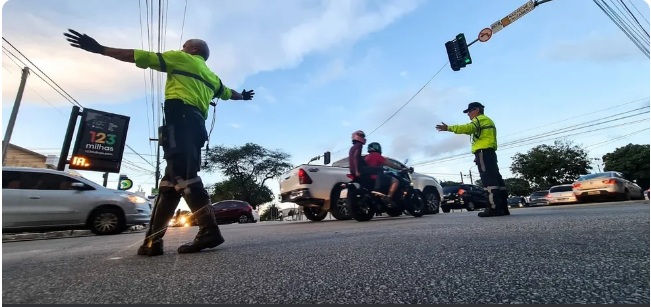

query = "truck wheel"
(329, 184), (352, 220)
(423, 187), (440, 214)
(304, 206), (328, 221)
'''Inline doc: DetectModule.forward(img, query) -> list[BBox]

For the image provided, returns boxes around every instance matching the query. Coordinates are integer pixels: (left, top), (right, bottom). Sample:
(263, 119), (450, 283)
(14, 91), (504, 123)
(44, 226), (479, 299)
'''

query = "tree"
(440, 181), (462, 187)
(204, 143), (293, 208)
(511, 140), (592, 190)
(260, 203), (281, 221)
(504, 178), (532, 196)
(603, 143), (650, 190)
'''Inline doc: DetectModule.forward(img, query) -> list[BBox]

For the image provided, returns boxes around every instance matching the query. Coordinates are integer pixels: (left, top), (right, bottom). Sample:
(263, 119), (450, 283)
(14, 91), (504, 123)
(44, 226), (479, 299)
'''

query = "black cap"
(463, 102), (485, 113)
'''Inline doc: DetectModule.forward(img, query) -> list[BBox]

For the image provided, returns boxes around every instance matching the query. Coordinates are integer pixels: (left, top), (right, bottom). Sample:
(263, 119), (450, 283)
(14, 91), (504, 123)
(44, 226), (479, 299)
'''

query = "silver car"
(547, 184), (578, 205)
(2, 167), (151, 235)
(572, 171), (645, 202)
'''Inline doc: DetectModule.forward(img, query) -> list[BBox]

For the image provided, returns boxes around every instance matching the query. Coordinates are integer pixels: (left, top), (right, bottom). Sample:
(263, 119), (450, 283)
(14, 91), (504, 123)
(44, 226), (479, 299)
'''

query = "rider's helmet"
(352, 130), (366, 144)
(367, 142), (382, 154)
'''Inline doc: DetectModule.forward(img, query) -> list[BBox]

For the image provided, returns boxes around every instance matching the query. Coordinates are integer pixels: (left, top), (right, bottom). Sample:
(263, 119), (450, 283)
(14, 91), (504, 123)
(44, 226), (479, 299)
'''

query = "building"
(2, 143), (58, 169)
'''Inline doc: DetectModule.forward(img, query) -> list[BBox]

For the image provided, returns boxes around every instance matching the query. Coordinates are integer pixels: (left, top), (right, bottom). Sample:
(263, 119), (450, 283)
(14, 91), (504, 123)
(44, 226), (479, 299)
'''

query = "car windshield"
(549, 185), (573, 193)
(531, 191), (548, 196)
(578, 173), (612, 181)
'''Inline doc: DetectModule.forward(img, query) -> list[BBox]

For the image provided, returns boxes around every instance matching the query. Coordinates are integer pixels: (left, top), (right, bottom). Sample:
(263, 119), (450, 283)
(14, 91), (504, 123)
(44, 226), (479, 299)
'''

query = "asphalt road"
(3, 201), (649, 304)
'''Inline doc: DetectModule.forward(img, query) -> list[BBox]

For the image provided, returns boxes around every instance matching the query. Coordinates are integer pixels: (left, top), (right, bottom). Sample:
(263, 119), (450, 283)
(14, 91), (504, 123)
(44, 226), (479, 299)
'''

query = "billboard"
(69, 108), (130, 173)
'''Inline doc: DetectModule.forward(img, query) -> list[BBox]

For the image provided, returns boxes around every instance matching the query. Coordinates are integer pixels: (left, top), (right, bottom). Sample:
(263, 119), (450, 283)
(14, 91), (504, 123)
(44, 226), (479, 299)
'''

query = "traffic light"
(444, 33), (472, 71)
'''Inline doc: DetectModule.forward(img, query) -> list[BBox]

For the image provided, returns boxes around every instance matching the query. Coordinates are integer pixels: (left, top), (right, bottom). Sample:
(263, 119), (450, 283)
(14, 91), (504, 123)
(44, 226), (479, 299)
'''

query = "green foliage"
(504, 177), (532, 196)
(510, 140), (592, 190)
(204, 143), (293, 208)
(603, 143), (650, 190)
(440, 181), (462, 187)
(260, 203), (281, 221)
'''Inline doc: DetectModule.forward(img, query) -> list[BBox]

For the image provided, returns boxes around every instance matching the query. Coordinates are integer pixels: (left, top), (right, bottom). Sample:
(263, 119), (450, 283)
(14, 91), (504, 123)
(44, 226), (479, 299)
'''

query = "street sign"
(490, 0), (535, 35)
(69, 108), (130, 173)
(478, 28), (493, 42)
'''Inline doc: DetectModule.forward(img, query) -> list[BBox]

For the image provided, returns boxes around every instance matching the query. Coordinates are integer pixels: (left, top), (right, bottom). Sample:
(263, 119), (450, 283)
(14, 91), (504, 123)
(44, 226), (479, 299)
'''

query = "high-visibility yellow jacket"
(448, 114), (498, 153)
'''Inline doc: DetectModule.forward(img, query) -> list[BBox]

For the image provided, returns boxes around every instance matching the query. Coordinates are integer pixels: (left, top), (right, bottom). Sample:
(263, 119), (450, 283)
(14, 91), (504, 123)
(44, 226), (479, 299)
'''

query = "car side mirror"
(409, 167), (414, 174)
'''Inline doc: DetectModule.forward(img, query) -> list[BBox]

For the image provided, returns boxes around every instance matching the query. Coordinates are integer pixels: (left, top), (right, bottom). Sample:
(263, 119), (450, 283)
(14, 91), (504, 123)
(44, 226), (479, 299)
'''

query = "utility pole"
(469, 171), (474, 184)
(102, 172), (109, 187)
(460, 171), (465, 184)
(2, 67), (30, 166)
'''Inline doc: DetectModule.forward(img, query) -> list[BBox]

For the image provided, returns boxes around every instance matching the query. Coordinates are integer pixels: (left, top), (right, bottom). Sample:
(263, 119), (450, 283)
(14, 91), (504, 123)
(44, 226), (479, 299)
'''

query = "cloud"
(2, 0), (423, 107)
(229, 123), (242, 129)
(399, 71), (408, 77)
(539, 31), (642, 62)
(359, 85), (477, 161)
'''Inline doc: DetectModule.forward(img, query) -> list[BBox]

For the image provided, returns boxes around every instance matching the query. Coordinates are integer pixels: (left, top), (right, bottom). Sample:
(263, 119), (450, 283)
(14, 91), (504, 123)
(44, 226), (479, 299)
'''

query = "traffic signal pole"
(445, 0), (554, 71)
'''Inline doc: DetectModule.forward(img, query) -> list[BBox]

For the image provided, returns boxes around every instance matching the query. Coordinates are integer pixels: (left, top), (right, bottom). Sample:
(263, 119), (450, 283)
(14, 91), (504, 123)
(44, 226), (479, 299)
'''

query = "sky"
(2, 0), (650, 212)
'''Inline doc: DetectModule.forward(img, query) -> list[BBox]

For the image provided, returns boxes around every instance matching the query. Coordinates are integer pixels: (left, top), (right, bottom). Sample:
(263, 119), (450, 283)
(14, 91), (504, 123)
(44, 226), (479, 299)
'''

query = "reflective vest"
(448, 114), (498, 153)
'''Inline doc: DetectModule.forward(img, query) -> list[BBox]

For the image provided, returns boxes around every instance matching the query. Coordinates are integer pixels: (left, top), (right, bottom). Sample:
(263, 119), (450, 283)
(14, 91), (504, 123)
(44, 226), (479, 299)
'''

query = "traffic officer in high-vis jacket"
(436, 102), (510, 217)
(64, 29), (255, 255)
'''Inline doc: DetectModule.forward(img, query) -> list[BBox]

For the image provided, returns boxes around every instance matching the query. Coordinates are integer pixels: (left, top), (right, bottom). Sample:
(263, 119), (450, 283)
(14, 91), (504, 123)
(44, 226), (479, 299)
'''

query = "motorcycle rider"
(364, 142), (404, 207)
(348, 130), (368, 184)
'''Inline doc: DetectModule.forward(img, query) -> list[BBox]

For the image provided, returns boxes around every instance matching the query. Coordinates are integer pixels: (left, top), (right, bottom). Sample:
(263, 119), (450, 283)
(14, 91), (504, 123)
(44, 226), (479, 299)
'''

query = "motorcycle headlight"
(180, 216), (187, 224)
(121, 194), (147, 204)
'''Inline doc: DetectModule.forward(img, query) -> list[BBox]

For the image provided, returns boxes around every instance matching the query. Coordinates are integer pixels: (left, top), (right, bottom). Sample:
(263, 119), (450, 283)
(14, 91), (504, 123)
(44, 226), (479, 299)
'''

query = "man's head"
(463, 101), (485, 119)
(182, 39), (210, 60)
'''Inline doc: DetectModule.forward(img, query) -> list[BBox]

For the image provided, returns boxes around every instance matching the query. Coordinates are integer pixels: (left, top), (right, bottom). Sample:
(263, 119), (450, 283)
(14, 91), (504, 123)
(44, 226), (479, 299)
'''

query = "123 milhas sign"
(70, 108), (130, 173)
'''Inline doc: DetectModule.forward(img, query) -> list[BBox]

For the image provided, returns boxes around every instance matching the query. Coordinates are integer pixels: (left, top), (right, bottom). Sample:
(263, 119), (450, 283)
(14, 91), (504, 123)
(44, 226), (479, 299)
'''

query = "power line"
(329, 61), (449, 156)
(626, 0), (649, 25)
(3, 38), (85, 107)
(179, 0), (188, 48)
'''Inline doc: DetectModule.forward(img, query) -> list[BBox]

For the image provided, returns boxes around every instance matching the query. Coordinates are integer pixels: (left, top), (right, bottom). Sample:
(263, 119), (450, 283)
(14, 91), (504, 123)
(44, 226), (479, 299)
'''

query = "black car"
(441, 184), (489, 212)
(507, 196), (527, 208)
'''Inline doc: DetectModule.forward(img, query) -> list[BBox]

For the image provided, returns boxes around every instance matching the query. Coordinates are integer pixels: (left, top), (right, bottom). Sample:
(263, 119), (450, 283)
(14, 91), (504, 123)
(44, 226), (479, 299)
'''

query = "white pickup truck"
(279, 155), (443, 221)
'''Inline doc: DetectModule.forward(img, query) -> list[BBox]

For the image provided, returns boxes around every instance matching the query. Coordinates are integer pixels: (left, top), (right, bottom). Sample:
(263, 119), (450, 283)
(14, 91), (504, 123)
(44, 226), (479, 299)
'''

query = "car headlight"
(179, 216), (187, 224)
(121, 194), (147, 204)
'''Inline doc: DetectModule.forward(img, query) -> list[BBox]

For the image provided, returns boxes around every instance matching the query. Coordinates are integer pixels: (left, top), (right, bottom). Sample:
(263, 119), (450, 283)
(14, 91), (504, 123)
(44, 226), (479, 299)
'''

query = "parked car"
(547, 184), (578, 205)
(507, 196), (527, 208)
(528, 190), (550, 206)
(2, 167), (151, 235)
(440, 184), (488, 212)
(572, 171), (645, 202)
(212, 200), (259, 224)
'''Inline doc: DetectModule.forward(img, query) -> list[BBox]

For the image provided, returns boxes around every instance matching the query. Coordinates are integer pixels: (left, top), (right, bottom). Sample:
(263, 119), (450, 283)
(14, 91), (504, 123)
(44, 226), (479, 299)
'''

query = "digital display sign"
(69, 108), (130, 173)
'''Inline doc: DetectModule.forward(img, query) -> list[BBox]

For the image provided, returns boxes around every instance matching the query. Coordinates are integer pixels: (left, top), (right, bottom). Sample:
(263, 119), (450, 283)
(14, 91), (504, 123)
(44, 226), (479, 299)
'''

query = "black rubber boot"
(177, 205), (225, 254)
(137, 192), (180, 256)
(500, 189), (510, 215)
(478, 207), (505, 217)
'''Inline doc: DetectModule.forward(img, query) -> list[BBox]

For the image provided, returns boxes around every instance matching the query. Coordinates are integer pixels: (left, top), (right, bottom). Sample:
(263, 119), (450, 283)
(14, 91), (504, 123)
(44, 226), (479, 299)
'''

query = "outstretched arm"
(64, 29), (135, 63)
(229, 88), (255, 101)
(103, 48), (135, 63)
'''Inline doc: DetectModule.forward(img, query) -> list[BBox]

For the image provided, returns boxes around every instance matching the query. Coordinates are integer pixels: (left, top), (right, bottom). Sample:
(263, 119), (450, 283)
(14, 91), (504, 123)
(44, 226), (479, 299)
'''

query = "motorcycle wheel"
(407, 189), (425, 217)
(347, 191), (376, 222)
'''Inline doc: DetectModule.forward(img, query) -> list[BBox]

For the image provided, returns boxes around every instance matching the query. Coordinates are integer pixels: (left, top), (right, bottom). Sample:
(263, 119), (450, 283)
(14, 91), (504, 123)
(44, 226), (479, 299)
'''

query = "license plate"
(588, 191), (600, 195)
(339, 189), (348, 198)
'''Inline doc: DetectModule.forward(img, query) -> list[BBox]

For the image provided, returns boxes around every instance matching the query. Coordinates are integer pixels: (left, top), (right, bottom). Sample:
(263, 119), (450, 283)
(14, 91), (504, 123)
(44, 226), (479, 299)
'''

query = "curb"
(2, 225), (147, 243)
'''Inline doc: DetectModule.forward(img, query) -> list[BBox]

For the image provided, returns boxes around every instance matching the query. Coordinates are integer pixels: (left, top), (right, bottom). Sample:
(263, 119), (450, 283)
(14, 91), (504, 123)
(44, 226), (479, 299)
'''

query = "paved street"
(2, 201), (649, 304)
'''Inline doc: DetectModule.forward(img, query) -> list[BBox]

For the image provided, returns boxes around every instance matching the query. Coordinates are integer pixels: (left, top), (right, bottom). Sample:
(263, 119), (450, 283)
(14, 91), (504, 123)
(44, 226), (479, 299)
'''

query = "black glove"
(64, 29), (105, 54)
(241, 89), (255, 100)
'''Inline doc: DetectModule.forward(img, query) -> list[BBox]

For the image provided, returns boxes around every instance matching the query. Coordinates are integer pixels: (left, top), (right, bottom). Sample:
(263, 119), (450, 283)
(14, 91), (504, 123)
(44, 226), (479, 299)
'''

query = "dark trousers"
(474, 148), (508, 211)
(144, 99), (214, 242)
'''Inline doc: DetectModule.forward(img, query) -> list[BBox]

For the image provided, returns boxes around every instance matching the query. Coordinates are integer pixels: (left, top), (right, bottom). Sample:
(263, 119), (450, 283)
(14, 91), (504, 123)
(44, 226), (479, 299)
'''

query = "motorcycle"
(343, 167), (425, 222)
